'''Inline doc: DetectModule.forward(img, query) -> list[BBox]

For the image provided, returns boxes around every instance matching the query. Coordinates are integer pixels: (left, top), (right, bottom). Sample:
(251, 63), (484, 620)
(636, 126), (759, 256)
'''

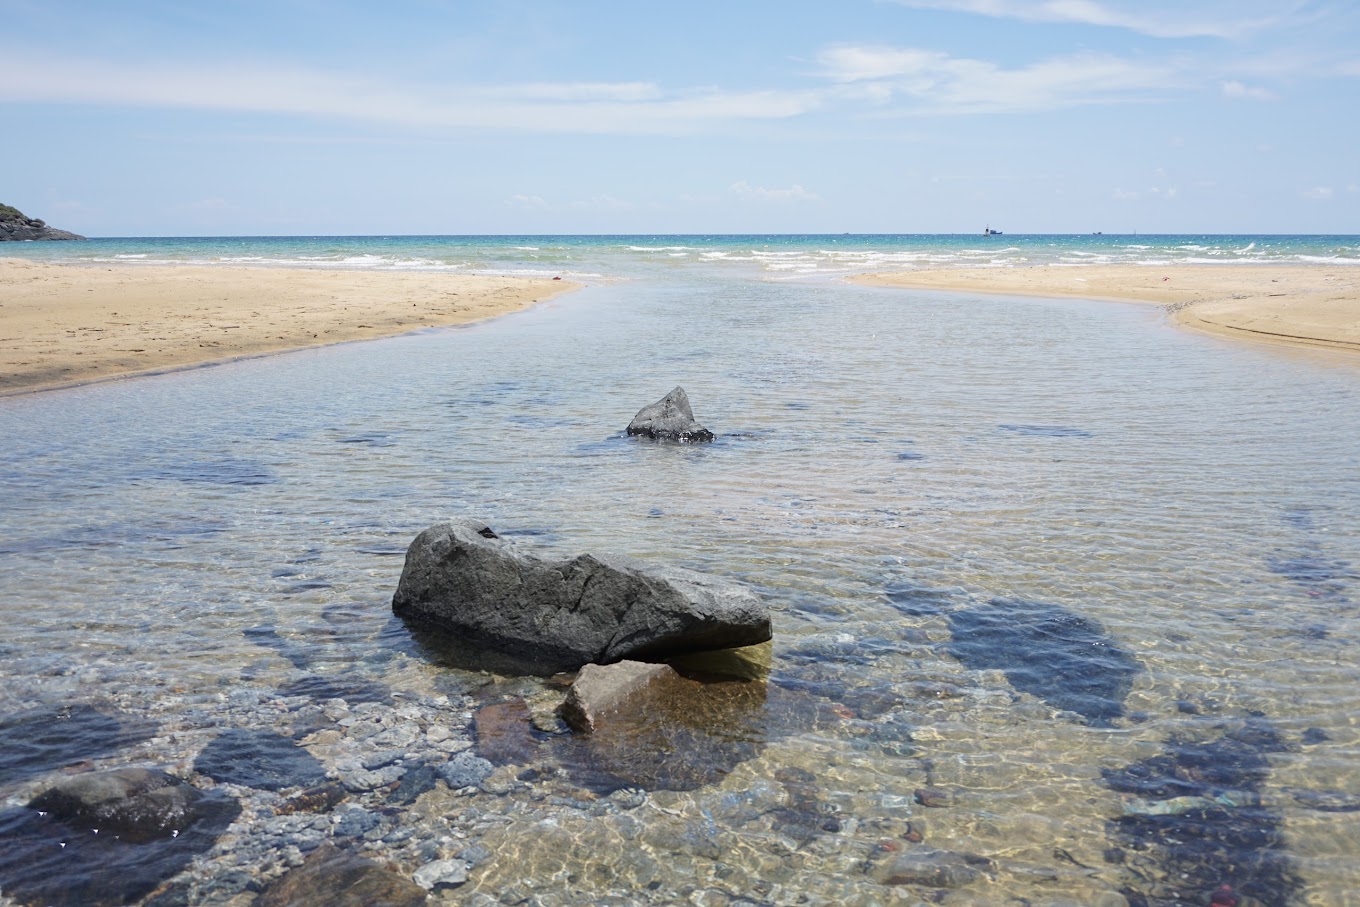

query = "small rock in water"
(913, 787), (954, 809)
(413, 857), (470, 891)
(253, 843), (428, 907)
(877, 848), (991, 888)
(626, 386), (715, 442)
(193, 728), (328, 791)
(437, 750), (494, 790)
(560, 661), (677, 733)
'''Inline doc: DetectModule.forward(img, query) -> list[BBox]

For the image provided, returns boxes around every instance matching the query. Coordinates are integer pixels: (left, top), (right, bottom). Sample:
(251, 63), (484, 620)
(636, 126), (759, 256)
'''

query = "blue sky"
(5, 0), (1358, 235)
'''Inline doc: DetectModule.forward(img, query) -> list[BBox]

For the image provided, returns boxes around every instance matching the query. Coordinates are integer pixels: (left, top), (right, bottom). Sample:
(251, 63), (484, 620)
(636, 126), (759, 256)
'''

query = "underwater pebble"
(413, 857), (470, 890)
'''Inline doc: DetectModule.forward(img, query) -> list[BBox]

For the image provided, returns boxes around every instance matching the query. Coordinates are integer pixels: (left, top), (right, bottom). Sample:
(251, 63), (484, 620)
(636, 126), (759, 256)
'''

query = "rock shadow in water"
(193, 729), (328, 792)
(1266, 552), (1353, 602)
(1103, 718), (1301, 907)
(997, 423), (1094, 438)
(0, 704), (157, 786)
(945, 598), (1141, 725)
(137, 456), (278, 487)
(0, 789), (239, 907)
(276, 674), (392, 707)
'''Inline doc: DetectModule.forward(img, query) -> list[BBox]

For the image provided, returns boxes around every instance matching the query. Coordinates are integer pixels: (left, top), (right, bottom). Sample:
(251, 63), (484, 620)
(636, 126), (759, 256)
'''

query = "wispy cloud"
(1302, 186), (1334, 199)
(1221, 80), (1275, 100)
(818, 45), (1179, 113)
(730, 181), (819, 202)
(0, 51), (819, 135)
(886, 0), (1288, 40)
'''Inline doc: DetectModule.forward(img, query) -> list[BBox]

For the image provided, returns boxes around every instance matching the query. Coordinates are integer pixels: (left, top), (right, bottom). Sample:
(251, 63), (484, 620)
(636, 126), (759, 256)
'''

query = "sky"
(4, 0), (1358, 236)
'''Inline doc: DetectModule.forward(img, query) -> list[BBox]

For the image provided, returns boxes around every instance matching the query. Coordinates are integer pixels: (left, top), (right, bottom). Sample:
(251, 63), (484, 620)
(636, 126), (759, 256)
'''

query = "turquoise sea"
(7, 232), (1360, 277)
(1, 234), (1359, 906)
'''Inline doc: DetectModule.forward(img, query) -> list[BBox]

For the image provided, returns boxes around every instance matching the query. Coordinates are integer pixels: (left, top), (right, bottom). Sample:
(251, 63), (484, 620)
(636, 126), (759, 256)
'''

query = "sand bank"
(851, 265), (1360, 354)
(0, 261), (578, 395)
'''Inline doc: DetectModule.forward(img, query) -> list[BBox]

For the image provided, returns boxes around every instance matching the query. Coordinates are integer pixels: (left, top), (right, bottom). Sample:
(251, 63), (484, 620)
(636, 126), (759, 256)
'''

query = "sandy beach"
(851, 264), (1360, 354)
(0, 260), (578, 395)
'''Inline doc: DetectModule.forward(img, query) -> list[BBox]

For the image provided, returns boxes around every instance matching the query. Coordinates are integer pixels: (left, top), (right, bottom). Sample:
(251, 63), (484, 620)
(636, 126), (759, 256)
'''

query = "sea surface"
(1, 235), (1359, 906)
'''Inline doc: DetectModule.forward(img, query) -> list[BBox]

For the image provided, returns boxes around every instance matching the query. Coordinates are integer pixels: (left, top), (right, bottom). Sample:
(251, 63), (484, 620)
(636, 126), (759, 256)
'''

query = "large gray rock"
(626, 386), (715, 442)
(0, 204), (84, 241)
(392, 520), (771, 674)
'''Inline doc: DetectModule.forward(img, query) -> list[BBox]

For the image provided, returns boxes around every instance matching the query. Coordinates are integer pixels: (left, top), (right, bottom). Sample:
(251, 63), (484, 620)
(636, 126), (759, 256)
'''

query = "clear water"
(1, 239), (1359, 905)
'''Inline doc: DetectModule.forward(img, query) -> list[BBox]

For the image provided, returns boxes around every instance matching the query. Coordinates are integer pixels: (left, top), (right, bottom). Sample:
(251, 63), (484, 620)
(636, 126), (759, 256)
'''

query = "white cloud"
(1338, 61), (1360, 76)
(0, 51), (820, 135)
(507, 194), (549, 209)
(730, 181), (819, 202)
(1302, 186), (1334, 199)
(886, 0), (1283, 40)
(817, 45), (1177, 113)
(1221, 80), (1275, 100)
(569, 195), (633, 211)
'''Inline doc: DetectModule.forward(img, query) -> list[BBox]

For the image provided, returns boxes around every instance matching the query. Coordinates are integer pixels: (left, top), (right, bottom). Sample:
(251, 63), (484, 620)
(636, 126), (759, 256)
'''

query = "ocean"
(1, 234), (1358, 905)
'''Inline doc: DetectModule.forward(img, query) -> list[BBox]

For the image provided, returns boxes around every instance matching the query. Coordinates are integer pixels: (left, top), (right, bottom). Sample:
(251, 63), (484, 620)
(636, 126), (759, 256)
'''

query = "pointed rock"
(626, 387), (715, 442)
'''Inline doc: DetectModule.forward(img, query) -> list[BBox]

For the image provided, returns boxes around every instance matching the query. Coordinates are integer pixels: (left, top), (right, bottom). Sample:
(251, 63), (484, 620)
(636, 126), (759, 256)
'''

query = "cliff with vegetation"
(0, 204), (84, 241)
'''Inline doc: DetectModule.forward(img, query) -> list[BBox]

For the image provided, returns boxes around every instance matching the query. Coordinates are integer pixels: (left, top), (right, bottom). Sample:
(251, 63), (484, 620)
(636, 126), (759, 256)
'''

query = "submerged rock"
(876, 848), (992, 889)
(0, 775), (238, 907)
(253, 843), (428, 907)
(474, 698), (541, 765)
(560, 661), (677, 733)
(552, 670), (772, 792)
(1104, 718), (1300, 907)
(29, 768), (214, 844)
(392, 519), (771, 674)
(945, 598), (1141, 725)
(626, 387), (715, 442)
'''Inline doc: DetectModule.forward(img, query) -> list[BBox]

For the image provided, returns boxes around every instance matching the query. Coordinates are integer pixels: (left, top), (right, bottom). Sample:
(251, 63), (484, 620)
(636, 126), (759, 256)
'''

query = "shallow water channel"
(2, 270), (1359, 906)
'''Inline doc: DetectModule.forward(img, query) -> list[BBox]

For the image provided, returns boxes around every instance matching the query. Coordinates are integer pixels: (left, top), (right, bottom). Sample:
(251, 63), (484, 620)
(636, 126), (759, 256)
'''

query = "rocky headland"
(0, 203), (84, 241)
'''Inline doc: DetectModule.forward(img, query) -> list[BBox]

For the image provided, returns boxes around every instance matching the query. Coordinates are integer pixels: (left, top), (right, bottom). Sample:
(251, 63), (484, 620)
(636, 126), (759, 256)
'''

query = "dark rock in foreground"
(1104, 718), (1300, 907)
(626, 386), (715, 442)
(392, 519), (771, 674)
(253, 843), (428, 907)
(0, 774), (239, 907)
(0, 203), (84, 241)
(945, 598), (1141, 725)
(29, 768), (215, 844)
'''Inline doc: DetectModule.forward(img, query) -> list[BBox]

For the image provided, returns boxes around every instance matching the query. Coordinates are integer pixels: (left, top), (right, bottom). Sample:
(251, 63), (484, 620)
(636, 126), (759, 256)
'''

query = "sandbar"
(851, 265), (1360, 354)
(0, 260), (578, 395)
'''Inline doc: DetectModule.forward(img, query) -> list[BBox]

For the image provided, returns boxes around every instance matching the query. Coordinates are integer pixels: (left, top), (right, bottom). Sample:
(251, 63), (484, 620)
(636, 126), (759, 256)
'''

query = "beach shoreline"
(0, 260), (580, 396)
(850, 264), (1360, 354)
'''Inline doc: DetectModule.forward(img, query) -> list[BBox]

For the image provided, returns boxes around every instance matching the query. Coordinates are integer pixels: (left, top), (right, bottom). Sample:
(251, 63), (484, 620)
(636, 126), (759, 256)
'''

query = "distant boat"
(984, 226), (1003, 235)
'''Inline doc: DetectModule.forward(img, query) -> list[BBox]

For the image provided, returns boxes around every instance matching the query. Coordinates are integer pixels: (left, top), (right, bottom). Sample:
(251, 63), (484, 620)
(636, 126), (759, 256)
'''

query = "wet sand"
(851, 265), (1360, 354)
(0, 261), (579, 395)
